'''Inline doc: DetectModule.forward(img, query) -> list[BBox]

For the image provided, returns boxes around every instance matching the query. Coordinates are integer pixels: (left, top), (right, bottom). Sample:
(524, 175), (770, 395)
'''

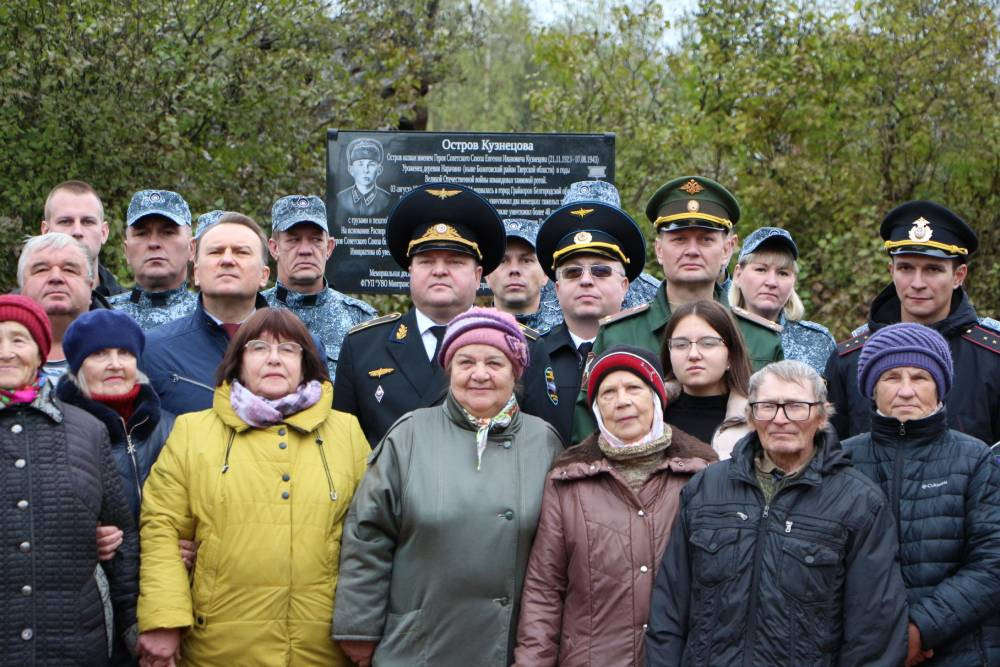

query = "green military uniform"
(570, 175), (784, 442)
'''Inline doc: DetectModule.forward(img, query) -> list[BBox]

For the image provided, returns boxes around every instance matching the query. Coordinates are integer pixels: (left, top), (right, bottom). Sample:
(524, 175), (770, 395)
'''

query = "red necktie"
(221, 323), (241, 339)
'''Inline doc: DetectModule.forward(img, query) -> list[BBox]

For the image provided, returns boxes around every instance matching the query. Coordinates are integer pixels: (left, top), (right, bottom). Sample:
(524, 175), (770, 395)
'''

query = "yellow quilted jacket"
(137, 381), (368, 666)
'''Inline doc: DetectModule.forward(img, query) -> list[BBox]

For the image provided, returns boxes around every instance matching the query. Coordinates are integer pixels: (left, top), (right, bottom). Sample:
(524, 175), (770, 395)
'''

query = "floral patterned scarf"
(458, 393), (519, 471)
(0, 373), (44, 410)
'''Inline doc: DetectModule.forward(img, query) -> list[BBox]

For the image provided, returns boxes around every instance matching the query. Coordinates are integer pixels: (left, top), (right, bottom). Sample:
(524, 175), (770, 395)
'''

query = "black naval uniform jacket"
(334, 308), (562, 448)
(527, 323), (587, 446)
(825, 285), (1000, 446)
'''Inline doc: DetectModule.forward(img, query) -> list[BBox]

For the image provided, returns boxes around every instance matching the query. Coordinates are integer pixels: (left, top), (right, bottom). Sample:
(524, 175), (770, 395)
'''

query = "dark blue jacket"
(844, 409), (1000, 666)
(56, 378), (174, 522)
(141, 294), (325, 416)
(646, 428), (908, 666)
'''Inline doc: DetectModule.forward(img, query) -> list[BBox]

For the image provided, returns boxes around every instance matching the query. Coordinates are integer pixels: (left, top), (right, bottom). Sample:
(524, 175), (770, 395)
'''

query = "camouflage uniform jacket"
(263, 281), (376, 381)
(107, 284), (198, 331)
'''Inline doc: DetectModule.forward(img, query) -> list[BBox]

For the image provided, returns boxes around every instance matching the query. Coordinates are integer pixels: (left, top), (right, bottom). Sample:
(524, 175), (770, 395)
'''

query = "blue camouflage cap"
(561, 181), (622, 208)
(271, 195), (328, 234)
(503, 218), (540, 249)
(195, 210), (227, 239)
(739, 226), (799, 261)
(126, 189), (191, 227)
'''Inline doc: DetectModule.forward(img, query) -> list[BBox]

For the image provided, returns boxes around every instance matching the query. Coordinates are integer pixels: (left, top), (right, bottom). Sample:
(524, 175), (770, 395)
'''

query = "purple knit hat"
(857, 323), (953, 399)
(439, 307), (529, 378)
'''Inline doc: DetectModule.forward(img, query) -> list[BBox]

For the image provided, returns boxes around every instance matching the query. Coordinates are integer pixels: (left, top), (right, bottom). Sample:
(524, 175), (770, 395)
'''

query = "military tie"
(577, 341), (593, 365)
(428, 325), (448, 384)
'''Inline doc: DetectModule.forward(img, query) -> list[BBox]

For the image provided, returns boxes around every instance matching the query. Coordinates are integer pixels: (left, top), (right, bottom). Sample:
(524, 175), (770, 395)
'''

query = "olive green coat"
(571, 284), (782, 442)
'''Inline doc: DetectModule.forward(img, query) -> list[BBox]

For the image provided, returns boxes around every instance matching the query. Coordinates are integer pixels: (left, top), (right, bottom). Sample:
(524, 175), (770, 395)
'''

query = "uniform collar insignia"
(395, 323), (408, 340)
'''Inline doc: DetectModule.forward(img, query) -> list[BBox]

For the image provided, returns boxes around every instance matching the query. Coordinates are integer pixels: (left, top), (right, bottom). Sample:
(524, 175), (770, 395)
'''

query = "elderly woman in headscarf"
(0, 294), (138, 665)
(513, 345), (717, 666)
(136, 308), (370, 666)
(334, 307), (563, 667)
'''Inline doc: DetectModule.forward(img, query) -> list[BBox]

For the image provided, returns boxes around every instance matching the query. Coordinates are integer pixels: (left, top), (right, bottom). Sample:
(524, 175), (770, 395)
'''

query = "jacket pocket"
(376, 609), (426, 665)
(778, 539), (842, 604)
(689, 528), (739, 585)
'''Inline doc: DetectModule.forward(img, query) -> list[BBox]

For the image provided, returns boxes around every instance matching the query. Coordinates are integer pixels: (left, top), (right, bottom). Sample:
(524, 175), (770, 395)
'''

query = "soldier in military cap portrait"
(486, 218), (562, 334)
(826, 200), (1000, 445)
(526, 198), (646, 444)
(263, 194), (376, 381)
(108, 189), (198, 330)
(336, 137), (392, 217)
(570, 175), (784, 442)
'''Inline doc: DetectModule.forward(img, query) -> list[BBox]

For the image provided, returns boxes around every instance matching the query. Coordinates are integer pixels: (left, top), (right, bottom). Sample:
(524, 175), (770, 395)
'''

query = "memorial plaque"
(326, 129), (615, 294)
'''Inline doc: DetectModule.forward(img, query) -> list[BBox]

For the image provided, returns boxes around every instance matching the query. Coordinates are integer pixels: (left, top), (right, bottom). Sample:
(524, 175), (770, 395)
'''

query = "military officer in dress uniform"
(336, 138), (393, 217)
(108, 189), (198, 329)
(332, 183), (510, 446)
(263, 194), (376, 381)
(570, 175), (783, 443)
(527, 198), (646, 444)
(826, 201), (1000, 445)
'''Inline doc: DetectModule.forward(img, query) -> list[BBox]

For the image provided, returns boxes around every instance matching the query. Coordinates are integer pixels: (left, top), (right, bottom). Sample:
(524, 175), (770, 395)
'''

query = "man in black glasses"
(646, 359), (908, 665)
(526, 198), (646, 444)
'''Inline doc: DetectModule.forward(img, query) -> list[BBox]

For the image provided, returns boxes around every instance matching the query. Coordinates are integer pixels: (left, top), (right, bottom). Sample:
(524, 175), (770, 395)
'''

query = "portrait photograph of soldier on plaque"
(336, 137), (394, 217)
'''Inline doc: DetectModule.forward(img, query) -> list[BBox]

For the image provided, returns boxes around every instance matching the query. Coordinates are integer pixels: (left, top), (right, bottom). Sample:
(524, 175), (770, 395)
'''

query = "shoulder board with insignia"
(518, 323), (540, 341)
(962, 325), (1000, 355)
(599, 303), (650, 326)
(730, 306), (783, 333)
(836, 333), (870, 356)
(347, 312), (401, 334)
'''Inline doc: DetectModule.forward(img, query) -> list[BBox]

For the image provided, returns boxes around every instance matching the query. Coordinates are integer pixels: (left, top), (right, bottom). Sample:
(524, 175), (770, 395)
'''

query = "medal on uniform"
(368, 368), (394, 378)
(544, 367), (558, 405)
(374, 385), (385, 403)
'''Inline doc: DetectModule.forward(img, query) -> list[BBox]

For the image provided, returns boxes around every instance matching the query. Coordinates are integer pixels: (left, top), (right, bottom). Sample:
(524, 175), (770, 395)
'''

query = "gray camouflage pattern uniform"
(108, 285), (198, 331)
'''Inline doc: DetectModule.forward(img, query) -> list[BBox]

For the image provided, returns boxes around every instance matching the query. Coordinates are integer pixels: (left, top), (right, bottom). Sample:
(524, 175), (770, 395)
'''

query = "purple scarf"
(229, 379), (323, 427)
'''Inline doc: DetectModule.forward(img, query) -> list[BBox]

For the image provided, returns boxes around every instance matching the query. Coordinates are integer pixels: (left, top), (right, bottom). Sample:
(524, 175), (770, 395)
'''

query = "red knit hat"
(586, 345), (668, 407)
(0, 294), (53, 361)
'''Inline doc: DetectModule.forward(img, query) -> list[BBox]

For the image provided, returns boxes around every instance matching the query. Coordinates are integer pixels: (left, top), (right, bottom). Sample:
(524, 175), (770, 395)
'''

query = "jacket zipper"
(892, 424), (906, 538)
(122, 416), (150, 505)
(169, 373), (213, 392)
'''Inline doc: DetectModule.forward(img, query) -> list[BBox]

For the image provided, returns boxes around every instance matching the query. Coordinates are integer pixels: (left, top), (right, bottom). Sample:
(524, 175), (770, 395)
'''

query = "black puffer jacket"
(0, 383), (138, 666)
(646, 428), (908, 666)
(56, 377), (174, 521)
(826, 285), (1000, 446)
(844, 409), (1000, 666)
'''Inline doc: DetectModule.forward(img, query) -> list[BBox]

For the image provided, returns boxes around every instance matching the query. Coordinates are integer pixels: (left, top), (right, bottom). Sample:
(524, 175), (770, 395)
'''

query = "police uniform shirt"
(108, 284), (198, 331)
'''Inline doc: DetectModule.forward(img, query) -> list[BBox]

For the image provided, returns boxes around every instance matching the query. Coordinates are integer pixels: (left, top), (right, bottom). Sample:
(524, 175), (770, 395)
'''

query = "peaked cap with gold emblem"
(880, 200), (978, 262)
(385, 182), (506, 274)
(644, 175), (740, 233)
(535, 200), (646, 282)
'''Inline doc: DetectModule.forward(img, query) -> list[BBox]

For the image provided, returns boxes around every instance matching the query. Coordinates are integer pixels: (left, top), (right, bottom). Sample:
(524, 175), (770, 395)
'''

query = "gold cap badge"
(679, 179), (704, 195)
(908, 217), (933, 242)
(426, 187), (461, 200)
(570, 207), (594, 219)
(574, 231), (593, 244)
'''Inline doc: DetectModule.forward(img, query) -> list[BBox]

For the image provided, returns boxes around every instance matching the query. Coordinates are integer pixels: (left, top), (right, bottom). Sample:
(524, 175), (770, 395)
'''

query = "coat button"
(804, 555), (815, 564)
(278, 442), (287, 449)
(637, 509), (645, 517)
(708, 543), (717, 550)
(497, 596), (510, 606)
(20, 628), (32, 640)
(278, 428), (287, 436)
(11, 424), (23, 434)
(282, 491), (290, 499)
(502, 442), (511, 449)
(503, 510), (514, 521)
(18, 541), (31, 553)
(197, 615), (205, 625)
(21, 585), (32, 596)
(14, 458), (25, 468)
(282, 473), (290, 482)
(640, 565), (649, 573)
(643, 623), (648, 631)
(17, 500), (28, 510)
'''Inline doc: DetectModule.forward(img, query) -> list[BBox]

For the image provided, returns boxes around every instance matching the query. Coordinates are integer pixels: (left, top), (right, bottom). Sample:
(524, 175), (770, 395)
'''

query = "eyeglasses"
(556, 264), (622, 281)
(244, 339), (303, 358)
(666, 336), (726, 352)
(749, 401), (820, 421)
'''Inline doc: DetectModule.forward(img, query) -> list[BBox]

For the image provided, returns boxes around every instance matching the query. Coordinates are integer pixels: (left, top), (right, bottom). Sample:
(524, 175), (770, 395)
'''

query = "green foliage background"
(2, 0), (997, 336)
